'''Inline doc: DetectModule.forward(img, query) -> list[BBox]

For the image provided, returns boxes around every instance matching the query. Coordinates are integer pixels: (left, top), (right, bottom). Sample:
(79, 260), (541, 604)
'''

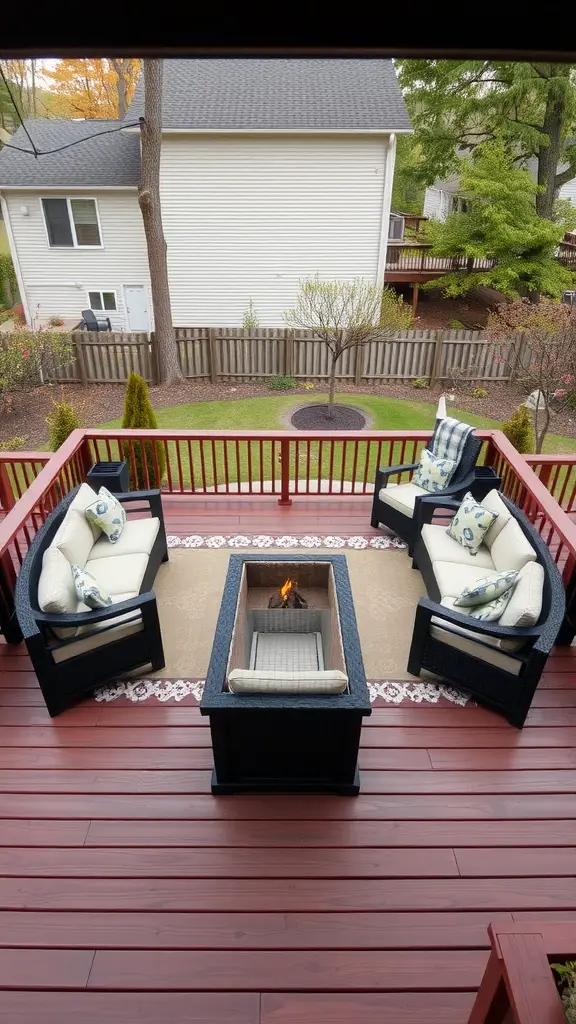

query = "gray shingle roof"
(0, 119), (140, 187)
(128, 58), (411, 130)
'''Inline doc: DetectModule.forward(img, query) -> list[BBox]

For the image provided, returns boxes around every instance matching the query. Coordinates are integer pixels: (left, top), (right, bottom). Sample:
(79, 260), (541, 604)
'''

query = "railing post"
(0, 463), (15, 512)
(278, 438), (292, 507)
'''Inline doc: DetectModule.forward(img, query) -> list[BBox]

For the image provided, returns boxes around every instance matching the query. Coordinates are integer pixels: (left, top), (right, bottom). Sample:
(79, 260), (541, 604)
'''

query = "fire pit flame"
(268, 577), (308, 609)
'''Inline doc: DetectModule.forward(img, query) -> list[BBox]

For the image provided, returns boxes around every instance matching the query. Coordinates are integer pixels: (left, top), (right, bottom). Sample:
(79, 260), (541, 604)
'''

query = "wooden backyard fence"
(45, 327), (524, 387)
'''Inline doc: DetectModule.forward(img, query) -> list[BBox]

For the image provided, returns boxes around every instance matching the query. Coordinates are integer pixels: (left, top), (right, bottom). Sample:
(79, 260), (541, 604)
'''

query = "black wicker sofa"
(407, 489), (565, 727)
(15, 484), (167, 716)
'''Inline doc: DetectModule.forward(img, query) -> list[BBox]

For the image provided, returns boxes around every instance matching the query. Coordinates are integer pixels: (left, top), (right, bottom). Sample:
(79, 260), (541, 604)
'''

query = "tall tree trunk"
(327, 357), (338, 420)
(536, 75), (565, 221)
(111, 58), (128, 119)
(138, 59), (182, 385)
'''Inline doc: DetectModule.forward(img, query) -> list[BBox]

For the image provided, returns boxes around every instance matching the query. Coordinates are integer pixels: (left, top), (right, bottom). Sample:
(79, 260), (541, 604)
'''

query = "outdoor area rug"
(95, 542), (470, 707)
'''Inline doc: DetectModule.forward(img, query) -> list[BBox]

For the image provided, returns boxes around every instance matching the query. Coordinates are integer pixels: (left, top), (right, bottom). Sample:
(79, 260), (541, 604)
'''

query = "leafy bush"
(48, 316), (65, 327)
(242, 299), (260, 331)
(552, 961), (576, 1024)
(380, 286), (414, 330)
(501, 404), (536, 454)
(471, 386), (488, 398)
(412, 377), (429, 389)
(47, 399), (81, 451)
(302, 381), (315, 390)
(11, 303), (25, 326)
(450, 319), (465, 329)
(0, 437), (24, 452)
(0, 254), (17, 307)
(121, 372), (166, 488)
(0, 329), (73, 413)
(269, 375), (296, 391)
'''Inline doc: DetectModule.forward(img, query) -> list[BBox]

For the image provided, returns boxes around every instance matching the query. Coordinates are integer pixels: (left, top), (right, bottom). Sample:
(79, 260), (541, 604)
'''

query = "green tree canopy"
(425, 142), (573, 298)
(396, 59), (576, 221)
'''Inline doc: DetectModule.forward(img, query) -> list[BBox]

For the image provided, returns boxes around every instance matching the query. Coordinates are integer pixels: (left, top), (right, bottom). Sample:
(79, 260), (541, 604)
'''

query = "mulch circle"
(290, 403), (367, 431)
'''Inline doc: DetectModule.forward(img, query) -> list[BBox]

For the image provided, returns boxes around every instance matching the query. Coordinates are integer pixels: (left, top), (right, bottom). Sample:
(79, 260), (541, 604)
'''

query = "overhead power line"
(0, 63), (140, 158)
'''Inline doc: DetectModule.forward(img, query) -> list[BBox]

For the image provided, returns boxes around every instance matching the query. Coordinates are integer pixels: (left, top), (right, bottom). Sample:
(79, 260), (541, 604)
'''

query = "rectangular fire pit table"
(200, 554), (371, 795)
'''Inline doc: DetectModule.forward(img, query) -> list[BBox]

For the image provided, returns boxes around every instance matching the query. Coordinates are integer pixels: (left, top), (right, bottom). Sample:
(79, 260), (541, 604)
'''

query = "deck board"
(0, 494), (575, 1022)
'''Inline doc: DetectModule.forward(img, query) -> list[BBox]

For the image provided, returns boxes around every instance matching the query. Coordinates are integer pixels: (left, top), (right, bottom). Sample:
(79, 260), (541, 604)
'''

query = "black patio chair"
(370, 424), (485, 555)
(79, 309), (112, 332)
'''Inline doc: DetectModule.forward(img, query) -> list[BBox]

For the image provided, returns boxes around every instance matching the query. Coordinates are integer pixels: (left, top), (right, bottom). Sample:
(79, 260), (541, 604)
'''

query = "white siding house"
(1, 189), (150, 330)
(159, 134), (394, 326)
(0, 60), (411, 330)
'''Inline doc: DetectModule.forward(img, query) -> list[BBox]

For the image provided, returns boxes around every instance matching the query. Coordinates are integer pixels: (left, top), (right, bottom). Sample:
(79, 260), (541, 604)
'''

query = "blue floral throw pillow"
(447, 491), (498, 555)
(84, 486), (127, 544)
(469, 590), (514, 622)
(413, 448), (457, 493)
(454, 570), (518, 608)
(71, 564), (112, 609)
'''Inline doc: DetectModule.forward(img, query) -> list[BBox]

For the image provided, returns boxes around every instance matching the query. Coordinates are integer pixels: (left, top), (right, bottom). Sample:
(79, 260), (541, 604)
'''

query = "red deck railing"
(1, 428), (576, 636)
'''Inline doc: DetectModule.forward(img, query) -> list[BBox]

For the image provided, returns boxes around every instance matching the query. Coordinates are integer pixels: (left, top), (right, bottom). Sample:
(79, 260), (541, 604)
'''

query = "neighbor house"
(424, 160), (576, 223)
(0, 59), (411, 330)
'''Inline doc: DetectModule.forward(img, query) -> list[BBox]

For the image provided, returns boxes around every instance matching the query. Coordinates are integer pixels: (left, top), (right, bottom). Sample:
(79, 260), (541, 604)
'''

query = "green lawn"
(95, 394), (576, 493)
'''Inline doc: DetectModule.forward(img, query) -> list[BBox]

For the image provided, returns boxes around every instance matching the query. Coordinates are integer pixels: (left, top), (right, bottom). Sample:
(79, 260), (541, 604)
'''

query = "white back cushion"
(38, 546), (78, 615)
(499, 561), (544, 630)
(481, 490), (512, 549)
(51, 483), (100, 568)
(490, 517), (537, 573)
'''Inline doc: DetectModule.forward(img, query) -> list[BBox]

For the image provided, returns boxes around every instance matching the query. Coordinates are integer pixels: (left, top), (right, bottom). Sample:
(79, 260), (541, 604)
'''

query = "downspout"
(0, 192), (32, 325)
(375, 132), (397, 290)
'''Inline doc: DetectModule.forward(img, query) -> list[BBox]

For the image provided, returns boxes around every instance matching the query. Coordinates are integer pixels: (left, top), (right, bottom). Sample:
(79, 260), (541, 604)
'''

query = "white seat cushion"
(84, 552), (149, 598)
(52, 592), (142, 663)
(89, 518), (160, 560)
(490, 518), (537, 573)
(499, 561), (544, 630)
(378, 483), (428, 519)
(227, 669), (348, 694)
(481, 489), (512, 549)
(38, 546), (78, 616)
(421, 524), (495, 570)
(51, 483), (100, 568)
(430, 597), (524, 670)
(432, 560), (499, 600)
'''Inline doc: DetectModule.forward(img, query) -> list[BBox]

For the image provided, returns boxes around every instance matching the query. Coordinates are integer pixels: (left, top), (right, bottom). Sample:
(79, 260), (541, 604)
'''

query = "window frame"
(86, 289), (118, 313)
(40, 196), (104, 249)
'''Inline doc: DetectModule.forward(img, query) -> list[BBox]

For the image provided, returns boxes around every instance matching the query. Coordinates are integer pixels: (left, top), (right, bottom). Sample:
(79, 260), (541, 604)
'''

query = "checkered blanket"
(432, 416), (474, 467)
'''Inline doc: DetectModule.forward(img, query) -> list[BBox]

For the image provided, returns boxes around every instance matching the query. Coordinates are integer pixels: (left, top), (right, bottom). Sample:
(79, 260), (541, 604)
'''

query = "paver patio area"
(0, 495), (575, 1023)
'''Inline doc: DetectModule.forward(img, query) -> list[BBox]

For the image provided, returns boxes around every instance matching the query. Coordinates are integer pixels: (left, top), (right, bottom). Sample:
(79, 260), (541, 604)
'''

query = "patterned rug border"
(95, 678), (470, 707)
(166, 534), (407, 550)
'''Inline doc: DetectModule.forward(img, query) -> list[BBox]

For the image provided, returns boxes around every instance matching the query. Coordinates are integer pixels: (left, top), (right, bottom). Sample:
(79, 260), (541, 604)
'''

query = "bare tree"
(110, 58), (132, 119)
(283, 278), (412, 419)
(138, 59), (182, 385)
(487, 299), (576, 453)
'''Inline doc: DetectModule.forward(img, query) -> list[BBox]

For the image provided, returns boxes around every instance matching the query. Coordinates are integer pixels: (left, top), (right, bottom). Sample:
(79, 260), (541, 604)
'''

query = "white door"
(123, 285), (150, 332)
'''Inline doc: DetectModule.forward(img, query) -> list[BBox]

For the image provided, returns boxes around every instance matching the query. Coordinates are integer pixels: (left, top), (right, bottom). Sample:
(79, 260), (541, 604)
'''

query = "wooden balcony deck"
(1, 494), (576, 1023)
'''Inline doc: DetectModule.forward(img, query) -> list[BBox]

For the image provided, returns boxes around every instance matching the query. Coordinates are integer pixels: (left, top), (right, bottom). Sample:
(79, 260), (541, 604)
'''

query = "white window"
(88, 290), (117, 312)
(41, 197), (102, 248)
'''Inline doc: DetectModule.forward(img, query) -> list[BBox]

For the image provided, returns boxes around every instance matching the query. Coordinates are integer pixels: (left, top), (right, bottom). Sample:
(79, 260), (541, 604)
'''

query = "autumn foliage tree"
(43, 59), (140, 119)
(487, 298), (576, 452)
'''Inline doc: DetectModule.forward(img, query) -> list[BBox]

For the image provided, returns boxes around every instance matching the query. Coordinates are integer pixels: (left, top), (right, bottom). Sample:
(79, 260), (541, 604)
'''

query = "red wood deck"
(1, 495), (575, 1023)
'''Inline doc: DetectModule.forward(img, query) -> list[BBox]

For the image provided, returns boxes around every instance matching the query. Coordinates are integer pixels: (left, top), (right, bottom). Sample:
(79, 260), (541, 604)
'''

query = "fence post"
(354, 344), (365, 386)
(208, 328), (219, 385)
(429, 330), (445, 388)
(149, 332), (161, 385)
(510, 331), (526, 383)
(75, 336), (88, 386)
(278, 437), (292, 507)
(285, 328), (294, 377)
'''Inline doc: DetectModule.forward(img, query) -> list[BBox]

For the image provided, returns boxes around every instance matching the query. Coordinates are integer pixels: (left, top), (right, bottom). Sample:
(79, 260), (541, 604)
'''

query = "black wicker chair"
(407, 492), (565, 727)
(15, 486), (168, 716)
(370, 426), (484, 554)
